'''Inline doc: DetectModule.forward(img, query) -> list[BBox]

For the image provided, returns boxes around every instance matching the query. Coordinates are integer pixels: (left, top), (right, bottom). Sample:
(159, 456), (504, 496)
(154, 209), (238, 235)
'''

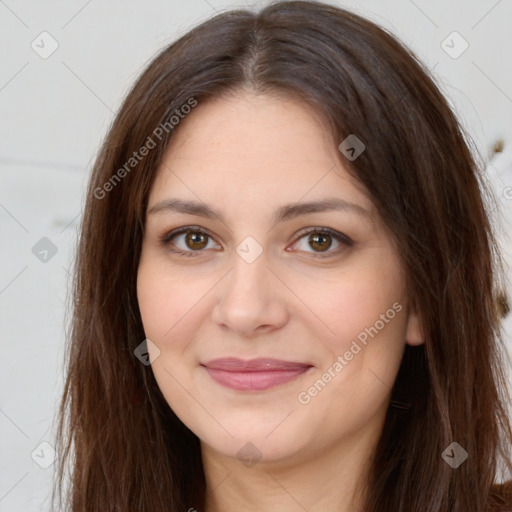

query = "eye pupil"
(186, 232), (208, 250)
(309, 233), (332, 252)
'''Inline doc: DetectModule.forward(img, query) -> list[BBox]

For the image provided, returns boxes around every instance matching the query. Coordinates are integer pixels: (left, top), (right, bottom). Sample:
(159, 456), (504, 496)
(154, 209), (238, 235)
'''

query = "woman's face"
(137, 91), (423, 465)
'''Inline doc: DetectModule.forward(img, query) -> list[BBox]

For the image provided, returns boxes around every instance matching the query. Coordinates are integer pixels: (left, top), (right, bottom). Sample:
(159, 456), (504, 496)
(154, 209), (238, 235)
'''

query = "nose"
(211, 249), (289, 339)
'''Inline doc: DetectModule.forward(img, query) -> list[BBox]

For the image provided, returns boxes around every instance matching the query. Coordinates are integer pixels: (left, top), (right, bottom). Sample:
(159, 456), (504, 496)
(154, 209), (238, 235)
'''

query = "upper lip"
(201, 357), (312, 372)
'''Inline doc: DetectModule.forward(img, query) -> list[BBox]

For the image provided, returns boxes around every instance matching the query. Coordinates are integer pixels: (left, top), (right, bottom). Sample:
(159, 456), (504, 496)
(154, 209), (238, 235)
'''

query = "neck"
(201, 426), (378, 512)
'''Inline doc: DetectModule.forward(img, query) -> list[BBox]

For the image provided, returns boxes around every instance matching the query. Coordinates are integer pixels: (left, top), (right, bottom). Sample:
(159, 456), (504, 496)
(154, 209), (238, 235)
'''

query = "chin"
(201, 431), (305, 467)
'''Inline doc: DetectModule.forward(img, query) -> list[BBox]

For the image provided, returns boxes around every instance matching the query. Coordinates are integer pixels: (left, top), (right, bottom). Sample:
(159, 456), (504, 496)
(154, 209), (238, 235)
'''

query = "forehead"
(163, 91), (333, 162)
(149, 91), (375, 219)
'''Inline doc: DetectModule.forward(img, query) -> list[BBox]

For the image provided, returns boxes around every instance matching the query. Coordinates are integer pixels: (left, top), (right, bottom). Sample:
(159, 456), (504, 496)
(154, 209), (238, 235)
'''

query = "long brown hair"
(52, 1), (512, 510)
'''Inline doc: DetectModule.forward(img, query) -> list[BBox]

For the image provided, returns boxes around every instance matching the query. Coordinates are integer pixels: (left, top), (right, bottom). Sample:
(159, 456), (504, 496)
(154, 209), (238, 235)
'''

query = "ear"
(405, 300), (425, 346)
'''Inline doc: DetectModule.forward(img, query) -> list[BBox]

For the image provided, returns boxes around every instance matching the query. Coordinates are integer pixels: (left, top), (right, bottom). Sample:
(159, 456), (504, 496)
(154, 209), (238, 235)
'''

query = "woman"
(52, 1), (512, 510)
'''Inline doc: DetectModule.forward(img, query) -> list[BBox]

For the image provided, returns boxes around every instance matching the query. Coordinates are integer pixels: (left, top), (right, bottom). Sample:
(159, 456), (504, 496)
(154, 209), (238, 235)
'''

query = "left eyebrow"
(147, 197), (373, 224)
(273, 197), (373, 222)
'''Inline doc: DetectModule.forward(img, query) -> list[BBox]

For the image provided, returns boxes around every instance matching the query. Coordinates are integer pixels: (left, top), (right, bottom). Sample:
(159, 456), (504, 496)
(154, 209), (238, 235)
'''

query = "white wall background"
(1, 0), (511, 510)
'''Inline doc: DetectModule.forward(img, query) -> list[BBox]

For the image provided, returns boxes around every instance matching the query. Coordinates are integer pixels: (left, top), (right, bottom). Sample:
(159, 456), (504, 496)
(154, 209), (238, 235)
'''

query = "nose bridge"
(226, 243), (271, 307)
(212, 238), (288, 335)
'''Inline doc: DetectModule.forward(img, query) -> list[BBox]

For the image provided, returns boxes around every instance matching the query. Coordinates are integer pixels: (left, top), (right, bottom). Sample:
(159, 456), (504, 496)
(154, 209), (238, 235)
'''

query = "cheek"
(321, 280), (406, 408)
(303, 258), (406, 355)
(136, 258), (205, 347)
(301, 257), (408, 418)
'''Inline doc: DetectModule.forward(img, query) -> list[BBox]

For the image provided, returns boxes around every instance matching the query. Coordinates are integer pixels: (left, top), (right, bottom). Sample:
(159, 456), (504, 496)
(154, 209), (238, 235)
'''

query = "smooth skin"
(137, 90), (424, 512)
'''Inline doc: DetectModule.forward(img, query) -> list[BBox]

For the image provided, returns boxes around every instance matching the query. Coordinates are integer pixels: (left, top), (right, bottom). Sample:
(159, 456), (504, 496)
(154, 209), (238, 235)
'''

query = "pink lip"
(201, 358), (313, 391)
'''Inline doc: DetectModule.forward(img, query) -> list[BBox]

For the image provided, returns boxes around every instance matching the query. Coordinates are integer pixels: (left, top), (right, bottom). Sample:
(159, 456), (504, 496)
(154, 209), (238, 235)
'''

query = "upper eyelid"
(161, 225), (352, 250)
(162, 225), (218, 244)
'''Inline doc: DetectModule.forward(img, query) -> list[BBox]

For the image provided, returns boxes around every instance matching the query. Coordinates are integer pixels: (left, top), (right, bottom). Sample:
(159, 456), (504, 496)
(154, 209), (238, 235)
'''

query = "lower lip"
(203, 366), (311, 391)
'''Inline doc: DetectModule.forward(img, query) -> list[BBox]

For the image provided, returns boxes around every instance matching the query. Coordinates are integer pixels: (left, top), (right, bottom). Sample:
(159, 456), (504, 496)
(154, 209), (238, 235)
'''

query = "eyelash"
(158, 226), (353, 259)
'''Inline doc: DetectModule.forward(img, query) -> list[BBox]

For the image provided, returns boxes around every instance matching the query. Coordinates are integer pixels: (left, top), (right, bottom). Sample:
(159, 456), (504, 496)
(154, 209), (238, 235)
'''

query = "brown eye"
(185, 232), (209, 250)
(160, 227), (219, 257)
(308, 232), (332, 252)
(290, 227), (353, 258)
